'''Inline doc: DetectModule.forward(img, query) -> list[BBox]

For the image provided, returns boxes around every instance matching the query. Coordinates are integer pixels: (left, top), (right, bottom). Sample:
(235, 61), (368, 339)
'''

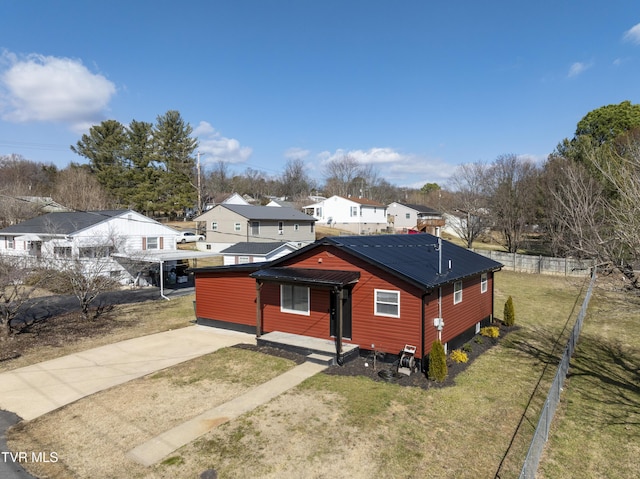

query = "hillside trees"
(52, 164), (114, 211)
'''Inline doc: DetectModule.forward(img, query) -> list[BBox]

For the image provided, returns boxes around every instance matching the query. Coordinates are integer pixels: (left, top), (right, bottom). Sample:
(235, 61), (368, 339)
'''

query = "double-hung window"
(454, 281), (463, 304)
(375, 289), (400, 317)
(480, 273), (488, 293)
(281, 284), (309, 315)
(278, 221), (284, 235)
(146, 237), (159, 250)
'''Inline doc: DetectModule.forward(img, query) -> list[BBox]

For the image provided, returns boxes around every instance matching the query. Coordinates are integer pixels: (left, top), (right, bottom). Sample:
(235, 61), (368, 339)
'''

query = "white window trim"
(374, 289), (400, 318)
(211, 221), (218, 231)
(146, 237), (159, 250)
(454, 281), (463, 304)
(278, 221), (284, 235)
(234, 222), (242, 232)
(480, 273), (488, 294)
(280, 284), (310, 316)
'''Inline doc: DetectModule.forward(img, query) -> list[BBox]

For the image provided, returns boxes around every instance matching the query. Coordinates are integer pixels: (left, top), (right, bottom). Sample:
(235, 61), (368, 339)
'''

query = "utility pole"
(196, 151), (202, 215)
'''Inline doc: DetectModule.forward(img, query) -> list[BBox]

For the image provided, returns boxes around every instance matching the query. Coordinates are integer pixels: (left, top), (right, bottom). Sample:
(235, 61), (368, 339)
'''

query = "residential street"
(15, 285), (194, 326)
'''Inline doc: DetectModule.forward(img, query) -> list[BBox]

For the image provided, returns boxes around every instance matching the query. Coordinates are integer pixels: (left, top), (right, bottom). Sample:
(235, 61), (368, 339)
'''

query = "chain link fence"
(518, 270), (597, 479)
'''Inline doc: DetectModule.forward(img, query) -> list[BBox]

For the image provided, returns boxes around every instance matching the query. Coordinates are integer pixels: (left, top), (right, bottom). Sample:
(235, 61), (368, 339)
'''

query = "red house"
(194, 234), (502, 370)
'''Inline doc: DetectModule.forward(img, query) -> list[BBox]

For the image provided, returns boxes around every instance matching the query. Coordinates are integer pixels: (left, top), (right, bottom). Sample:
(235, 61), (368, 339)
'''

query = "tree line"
(2, 102), (640, 286)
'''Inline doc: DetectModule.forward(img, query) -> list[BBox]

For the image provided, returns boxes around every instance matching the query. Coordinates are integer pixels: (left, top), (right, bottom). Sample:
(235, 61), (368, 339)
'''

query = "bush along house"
(193, 234), (502, 372)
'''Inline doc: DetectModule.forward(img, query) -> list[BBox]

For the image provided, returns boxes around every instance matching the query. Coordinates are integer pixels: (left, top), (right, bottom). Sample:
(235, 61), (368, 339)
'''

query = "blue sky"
(1, 0), (640, 189)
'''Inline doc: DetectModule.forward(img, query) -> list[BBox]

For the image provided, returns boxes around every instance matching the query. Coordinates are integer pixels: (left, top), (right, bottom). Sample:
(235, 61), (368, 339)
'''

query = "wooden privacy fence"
(472, 250), (593, 277)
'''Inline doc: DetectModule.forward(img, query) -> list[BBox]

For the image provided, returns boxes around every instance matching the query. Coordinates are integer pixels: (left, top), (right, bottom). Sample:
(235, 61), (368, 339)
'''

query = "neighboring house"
(194, 204), (316, 251)
(202, 192), (250, 211)
(194, 234), (502, 368)
(219, 241), (300, 265)
(442, 212), (466, 238)
(266, 198), (296, 208)
(387, 202), (445, 235)
(303, 195), (388, 234)
(0, 210), (181, 285)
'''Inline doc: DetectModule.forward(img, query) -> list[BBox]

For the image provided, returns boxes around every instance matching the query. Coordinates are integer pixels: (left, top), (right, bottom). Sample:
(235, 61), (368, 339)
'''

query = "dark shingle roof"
(0, 210), (130, 236)
(222, 204), (316, 221)
(220, 242), (292, 255)
(398, 203), (441, 215)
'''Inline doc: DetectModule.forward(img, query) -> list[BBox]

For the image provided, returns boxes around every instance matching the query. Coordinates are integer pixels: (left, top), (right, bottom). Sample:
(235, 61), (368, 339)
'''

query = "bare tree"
(52, 165), (115, 211)
(546, 158), (609, 258)
(205, 160), (232, 197)
(323, 155), (361, 197)
(0, 258), (46, 338)
(588, 143), (640, 286)
(445, 162), (492, 248)
(278, 158), (314, 199)
(486, 155), (540, 253)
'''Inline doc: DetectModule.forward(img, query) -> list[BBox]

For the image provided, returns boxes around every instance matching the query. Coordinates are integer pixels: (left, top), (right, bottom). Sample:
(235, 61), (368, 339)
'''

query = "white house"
(303, 195), (388, 234)
(0, 210), (184, 286)
(219, 241), (300, 265)
(387, 202), (445, 235)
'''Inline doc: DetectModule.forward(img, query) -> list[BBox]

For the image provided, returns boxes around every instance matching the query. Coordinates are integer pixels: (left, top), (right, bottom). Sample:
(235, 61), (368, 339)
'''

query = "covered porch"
(258, 331), (360, 366)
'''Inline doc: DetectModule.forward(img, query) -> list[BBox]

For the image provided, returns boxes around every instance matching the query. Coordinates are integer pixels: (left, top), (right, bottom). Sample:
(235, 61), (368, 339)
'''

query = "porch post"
(255, 281), (263, 337)
(335, 287), (345, 366)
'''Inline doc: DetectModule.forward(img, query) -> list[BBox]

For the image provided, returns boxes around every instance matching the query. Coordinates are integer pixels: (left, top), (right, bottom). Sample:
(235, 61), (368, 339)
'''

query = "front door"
(330, 288), (352, 339)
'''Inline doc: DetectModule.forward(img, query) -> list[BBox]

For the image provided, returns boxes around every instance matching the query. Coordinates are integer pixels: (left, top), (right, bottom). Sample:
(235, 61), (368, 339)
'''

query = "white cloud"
(0, 51), (116, 130)
(317, 147), (452, 187)
(567, 61), (592, 78)
(623, 22), (640, 44)
(194, 121), (252, 164)
(284, 147), (310, 160)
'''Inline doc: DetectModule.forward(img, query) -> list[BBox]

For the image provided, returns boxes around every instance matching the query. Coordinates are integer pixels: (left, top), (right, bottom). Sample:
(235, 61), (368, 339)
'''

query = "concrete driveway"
(0, 325), (255, 421)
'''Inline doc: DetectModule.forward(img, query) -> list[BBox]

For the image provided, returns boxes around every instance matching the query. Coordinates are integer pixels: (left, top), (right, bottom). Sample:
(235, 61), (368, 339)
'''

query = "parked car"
(176, 231), (205, 243)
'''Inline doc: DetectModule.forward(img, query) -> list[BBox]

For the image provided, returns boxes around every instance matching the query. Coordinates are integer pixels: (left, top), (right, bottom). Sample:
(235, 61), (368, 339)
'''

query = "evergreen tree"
(152, 110), (198, 215)
(71, 120), (128, 204)
(504, 295), (515, 327)
(428, 340), (448, 382)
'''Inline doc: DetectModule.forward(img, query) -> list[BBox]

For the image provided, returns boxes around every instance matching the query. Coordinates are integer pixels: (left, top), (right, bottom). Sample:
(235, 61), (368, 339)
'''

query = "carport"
(112, 250), (221, 300)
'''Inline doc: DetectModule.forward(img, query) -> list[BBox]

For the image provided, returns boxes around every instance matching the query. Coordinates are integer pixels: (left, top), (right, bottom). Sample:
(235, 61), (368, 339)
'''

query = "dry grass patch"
(9, 271), (631, 479)
(7, 347), (297, 479)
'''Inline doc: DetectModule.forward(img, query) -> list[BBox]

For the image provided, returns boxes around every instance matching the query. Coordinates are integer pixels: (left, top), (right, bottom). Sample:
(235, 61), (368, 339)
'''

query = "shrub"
(480, 326), (500, 338)
(504, 295), (516, 327)
(462, 343), (473, 353)
(450, 349), (469, 363)
(428, 340), (448, 382)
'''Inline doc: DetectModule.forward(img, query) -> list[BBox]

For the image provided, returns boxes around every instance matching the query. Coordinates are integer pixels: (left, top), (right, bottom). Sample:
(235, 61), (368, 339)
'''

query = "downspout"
(491, 271), (495, 324)
(255, 281), (263, 337)
(421, 291), (428, 374)
(159, 260), (170, 301)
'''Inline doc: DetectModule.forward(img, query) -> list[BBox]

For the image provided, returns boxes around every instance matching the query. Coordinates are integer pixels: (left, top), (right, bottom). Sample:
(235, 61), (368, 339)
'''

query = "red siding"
(264, 246), (426, 357)
(195, 271), (257, 327)
(194, 246), (496, 359)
